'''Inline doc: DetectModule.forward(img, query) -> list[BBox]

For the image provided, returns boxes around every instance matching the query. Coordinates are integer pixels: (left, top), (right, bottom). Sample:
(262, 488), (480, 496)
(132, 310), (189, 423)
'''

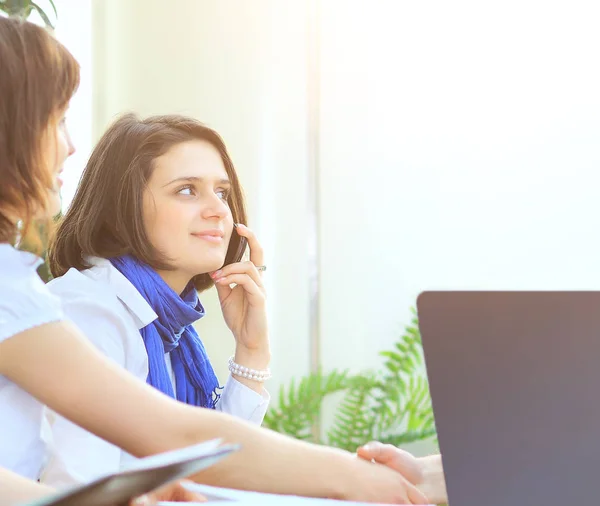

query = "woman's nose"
(202, 193), (229, 219)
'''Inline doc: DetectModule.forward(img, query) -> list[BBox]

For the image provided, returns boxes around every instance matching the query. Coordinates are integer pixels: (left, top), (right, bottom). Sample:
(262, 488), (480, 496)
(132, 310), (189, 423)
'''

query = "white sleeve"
(41, 294), (131, 489)
(215, 375), (270, 425)
(0, 272), (64, 343)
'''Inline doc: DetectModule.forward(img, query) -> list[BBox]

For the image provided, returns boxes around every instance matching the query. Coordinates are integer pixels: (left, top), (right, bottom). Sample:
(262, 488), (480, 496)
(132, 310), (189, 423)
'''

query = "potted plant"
(0, 0), (57, 28)
(263, 309), (438, 452)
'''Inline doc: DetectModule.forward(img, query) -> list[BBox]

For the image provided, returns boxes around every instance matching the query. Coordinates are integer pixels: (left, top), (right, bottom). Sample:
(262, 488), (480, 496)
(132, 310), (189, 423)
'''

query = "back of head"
(0, 16), (79, 250)
(49, 113), (247, 291)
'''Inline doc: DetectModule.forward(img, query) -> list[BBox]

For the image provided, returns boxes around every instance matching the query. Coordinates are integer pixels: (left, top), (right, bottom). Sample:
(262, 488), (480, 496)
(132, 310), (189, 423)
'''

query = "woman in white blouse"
(43, 113), (272, 487)
(0, 14), (426, 506)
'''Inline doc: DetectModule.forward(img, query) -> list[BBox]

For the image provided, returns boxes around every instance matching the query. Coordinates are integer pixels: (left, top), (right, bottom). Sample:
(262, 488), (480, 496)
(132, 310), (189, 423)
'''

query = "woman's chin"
(192, 259), (227, 276)
(47, 198), (62, 218)
(44, 189), (62, 218)
(37, 197), (61, 221)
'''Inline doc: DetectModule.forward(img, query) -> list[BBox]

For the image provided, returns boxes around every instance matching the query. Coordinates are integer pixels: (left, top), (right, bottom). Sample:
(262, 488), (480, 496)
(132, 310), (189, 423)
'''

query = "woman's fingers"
(212, 225), (266, 305)
(214, 273), (265, 303)
(131, 480), (207, 504)
(235, 224), (264, 270)
(406, 481), (429, 505)
(211, 261), (263, 290)
(357, 442), (423, 485)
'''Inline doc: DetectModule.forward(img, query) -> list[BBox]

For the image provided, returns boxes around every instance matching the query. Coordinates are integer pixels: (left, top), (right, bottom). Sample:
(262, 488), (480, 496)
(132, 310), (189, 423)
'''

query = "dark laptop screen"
(418, 291), (600, 506)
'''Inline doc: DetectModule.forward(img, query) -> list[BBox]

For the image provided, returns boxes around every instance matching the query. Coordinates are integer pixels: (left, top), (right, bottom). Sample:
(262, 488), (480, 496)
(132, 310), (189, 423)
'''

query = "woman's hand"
(335, 452), (430, 505)
(131, 479), (206, 505)
(357, 442), (447, 505)
(210, 224), (270, 388)
(357, 442), (424, 485)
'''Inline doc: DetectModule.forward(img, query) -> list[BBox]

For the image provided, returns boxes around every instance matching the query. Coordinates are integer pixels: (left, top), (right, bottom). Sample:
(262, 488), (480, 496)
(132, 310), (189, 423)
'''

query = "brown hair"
(0, 17), (79, 251)
(49, 113), (248, 292)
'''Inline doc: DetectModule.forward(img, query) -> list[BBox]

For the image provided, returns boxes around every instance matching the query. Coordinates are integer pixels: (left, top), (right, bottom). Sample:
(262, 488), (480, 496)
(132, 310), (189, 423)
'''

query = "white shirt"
(0, 244), (64, 480)
(42, 257), (270, 489)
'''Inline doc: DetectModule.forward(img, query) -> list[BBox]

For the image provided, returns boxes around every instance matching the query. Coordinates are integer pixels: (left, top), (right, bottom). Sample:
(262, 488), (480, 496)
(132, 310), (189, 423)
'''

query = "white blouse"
(0, 244), (64, 480)
(42, 257), (270, 489)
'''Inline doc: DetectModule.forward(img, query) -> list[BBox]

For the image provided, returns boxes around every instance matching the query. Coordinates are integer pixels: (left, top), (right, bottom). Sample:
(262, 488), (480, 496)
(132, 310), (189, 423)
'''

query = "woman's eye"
(177, 185), (195, 196)
(216, 189), (230, 201)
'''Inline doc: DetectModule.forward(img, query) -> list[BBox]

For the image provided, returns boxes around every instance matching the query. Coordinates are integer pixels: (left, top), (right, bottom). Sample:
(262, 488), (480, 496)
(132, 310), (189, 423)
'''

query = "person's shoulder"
(49, 265), (96, 294)
(48, 260), (147, 366)
(0, 243), (42, 281)
(0, 244), (64, 342)
(48, 262), (134, 327)
(0, 244), (53, 300)
(48, 262), (117, 305)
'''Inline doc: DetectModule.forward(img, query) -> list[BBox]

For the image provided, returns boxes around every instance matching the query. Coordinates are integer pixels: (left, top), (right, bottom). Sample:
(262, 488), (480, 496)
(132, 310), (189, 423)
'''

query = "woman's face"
(143, 139), (235, 292)
(44, 108), (75, 217)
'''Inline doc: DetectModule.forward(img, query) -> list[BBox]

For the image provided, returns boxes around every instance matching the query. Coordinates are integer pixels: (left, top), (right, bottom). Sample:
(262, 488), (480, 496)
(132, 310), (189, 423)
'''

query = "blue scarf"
(110, 255), (221, 408)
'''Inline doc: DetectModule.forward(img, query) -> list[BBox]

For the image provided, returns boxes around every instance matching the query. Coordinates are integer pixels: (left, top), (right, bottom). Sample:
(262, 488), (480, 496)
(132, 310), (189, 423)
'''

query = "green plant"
(0, 0), (57, 28)
(263, 309), (437, 452)
(35, 244), (52, 282)
(17, 212), (61, 283)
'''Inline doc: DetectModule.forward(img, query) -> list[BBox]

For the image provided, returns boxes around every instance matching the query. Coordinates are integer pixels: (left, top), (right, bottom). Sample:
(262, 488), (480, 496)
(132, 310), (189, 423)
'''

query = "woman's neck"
(154, 269), (194, 296)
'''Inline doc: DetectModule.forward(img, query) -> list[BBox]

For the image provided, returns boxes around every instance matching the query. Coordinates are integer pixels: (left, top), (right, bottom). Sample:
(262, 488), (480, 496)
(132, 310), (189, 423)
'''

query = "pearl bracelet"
(228, 356), (272, 382)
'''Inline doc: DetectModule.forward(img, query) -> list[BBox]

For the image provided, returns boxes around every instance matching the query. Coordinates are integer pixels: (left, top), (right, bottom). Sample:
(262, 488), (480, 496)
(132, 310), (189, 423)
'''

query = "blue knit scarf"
(110, 255), (220, 408)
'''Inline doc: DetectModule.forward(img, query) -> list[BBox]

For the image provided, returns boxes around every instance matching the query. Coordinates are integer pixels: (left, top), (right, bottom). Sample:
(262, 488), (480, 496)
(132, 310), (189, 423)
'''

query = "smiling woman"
(44, 113), (272, 489)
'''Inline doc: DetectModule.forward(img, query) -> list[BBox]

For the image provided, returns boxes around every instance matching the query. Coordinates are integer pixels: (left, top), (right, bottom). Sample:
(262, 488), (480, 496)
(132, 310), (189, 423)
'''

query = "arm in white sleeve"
(215, 375), (270, 425)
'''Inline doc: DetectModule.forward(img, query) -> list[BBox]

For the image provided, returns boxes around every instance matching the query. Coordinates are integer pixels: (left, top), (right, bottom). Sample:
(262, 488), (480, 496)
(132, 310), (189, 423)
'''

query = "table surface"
(157, 484), (435, 505)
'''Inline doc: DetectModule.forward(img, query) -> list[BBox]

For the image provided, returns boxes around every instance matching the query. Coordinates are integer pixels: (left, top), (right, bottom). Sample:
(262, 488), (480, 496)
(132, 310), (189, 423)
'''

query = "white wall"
(318, 0), (600, 373)
(22, 0), (93, 211)
(52, 0), (92, 211)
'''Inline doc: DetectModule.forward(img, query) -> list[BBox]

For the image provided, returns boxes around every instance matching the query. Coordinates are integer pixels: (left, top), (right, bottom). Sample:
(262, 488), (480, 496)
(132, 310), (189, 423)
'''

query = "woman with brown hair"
(44, 113), (272, 487)
(0, 15), (426, 506)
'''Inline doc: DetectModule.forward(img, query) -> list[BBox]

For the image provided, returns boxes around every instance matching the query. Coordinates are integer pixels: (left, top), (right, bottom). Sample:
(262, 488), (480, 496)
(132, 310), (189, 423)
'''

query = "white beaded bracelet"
(228, 356), (272, 382)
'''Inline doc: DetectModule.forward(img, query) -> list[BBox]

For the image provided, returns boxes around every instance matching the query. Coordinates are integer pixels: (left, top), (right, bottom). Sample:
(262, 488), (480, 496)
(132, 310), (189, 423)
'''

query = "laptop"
(417, 291), (600, 506)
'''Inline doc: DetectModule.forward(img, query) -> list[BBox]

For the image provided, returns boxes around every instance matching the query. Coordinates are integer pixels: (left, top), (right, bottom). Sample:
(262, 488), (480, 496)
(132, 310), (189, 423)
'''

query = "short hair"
(0, 17), (80, 251)
(49, 113), (248, 292)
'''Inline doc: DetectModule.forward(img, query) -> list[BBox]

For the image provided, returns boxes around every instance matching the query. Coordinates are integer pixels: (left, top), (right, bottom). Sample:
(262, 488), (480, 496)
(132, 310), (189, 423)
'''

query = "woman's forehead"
(152, 140), (228, 182)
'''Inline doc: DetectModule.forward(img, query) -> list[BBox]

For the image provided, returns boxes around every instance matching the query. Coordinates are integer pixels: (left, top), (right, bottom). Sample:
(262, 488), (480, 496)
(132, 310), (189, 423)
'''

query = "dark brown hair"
(0, 17), (79, 251)
(49, 113), (248, 292)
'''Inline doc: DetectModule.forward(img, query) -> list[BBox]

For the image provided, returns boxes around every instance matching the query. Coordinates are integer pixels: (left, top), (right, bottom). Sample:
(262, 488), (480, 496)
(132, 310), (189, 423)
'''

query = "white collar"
(84, 256), (158, 329)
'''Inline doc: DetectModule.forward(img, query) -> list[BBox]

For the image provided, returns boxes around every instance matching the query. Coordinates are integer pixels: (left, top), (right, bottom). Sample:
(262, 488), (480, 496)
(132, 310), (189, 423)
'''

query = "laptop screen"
(418, 291), (600, 506)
